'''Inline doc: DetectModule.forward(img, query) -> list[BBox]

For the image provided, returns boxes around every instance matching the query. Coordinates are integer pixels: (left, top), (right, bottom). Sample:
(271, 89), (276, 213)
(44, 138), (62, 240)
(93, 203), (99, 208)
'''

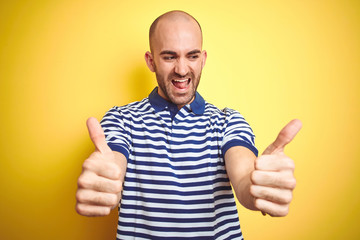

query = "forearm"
(225, 146), (259, 211)
(233, 172), (257, 211)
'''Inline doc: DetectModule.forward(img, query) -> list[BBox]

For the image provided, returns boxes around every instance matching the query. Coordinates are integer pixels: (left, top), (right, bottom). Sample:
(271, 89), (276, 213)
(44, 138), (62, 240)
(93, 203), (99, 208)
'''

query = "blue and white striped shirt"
(101, 87), (258, 240)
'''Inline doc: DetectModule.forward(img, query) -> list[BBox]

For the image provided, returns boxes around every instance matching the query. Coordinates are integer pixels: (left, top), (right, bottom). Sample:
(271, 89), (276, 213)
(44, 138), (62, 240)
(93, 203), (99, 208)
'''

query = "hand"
(75, 117), (127, 217)
(250, 119), (302, 217)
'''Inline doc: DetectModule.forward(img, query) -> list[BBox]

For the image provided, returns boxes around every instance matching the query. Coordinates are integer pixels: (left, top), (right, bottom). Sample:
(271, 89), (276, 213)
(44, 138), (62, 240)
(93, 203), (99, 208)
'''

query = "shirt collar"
(148, 87), (205, 115)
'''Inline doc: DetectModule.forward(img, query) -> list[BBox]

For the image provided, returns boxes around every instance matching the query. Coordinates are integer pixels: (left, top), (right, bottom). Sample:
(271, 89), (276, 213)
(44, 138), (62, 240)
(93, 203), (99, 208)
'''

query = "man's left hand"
(250, 119), (302, 217)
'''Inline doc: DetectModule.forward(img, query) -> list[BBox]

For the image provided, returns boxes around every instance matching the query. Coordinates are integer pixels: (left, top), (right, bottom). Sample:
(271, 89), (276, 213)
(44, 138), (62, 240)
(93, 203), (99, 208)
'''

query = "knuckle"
(75, 190), (85, 203)
(249, 185), (256, 196)
(286, 178), (296, 189)
(75, 203), (86, 215)
(279, 205), (289, 217)
(285, 157), (295, 170)
(288, 161), (295, 170)
(250, 171), (258, 184)
(113, 181), (123, 193)
(82, 158), (95, 171)
(291, 178), (297, 189)
(282, 191), (293, 204)
(109, 194), (119, 206)
(254, 158), (260, 170)
(77, 175), (88, 188)
(113, 167), (123, 179)
(108, 162), (122, 179)
(279, 172), (296, 189)
(254, 198), (262, 210)
(102, 207), (111, 216)
(75, 204), (81, 214)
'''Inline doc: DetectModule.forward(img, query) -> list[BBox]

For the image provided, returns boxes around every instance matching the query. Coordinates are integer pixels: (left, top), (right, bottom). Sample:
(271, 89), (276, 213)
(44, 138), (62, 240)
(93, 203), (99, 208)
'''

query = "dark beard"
(155, 71), (201, 107)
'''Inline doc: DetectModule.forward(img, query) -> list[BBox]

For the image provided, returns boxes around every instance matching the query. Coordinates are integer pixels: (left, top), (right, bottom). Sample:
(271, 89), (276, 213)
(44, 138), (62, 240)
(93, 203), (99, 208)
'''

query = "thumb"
(263, 119), (302, 155)
(86, 117), (111, 154)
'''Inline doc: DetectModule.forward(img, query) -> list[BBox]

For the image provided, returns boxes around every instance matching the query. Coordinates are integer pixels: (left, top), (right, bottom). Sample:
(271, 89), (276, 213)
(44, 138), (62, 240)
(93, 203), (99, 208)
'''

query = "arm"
(75, 117), (127, 217)
(225, 146), (257, 211)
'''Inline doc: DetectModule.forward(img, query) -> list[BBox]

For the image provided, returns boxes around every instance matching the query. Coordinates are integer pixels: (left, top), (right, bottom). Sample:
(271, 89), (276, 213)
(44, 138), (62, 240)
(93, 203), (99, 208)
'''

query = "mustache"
(169, 72), (194, 79)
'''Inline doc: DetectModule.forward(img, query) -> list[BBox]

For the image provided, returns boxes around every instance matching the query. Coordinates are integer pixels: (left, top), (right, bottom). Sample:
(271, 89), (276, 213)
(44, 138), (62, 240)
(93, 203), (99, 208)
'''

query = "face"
(145, 17), (207, 109)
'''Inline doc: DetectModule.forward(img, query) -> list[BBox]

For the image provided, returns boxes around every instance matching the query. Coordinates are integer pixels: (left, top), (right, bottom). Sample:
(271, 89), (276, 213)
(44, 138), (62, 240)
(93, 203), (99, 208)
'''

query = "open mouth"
(172, 78), (191, 89)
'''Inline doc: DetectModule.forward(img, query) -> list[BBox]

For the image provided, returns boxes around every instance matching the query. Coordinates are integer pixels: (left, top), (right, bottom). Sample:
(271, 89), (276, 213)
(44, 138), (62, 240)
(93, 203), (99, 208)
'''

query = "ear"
(145, 51), (155, 72)
(201, 50), (207, 69)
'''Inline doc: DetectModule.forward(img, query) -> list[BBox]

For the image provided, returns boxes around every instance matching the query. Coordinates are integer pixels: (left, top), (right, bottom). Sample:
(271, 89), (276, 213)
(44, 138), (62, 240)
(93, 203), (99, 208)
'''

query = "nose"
(174, 58), (189, 77)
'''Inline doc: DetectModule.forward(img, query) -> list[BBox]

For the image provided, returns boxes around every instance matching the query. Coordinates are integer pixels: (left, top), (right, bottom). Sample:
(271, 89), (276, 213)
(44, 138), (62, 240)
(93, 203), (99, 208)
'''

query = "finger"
(255, 154), (295, 171)
(263, 119), (302, 155)
(77, 171), (123, 193)
(75, 203), (111, 217)
(76, 189), (120, 207)
(83, 154), (123, 180)
(250, 185), (293, 204)
(87, 117), (111, 154)
(254, 199), (290, 217)
(251, 170), (296, 189)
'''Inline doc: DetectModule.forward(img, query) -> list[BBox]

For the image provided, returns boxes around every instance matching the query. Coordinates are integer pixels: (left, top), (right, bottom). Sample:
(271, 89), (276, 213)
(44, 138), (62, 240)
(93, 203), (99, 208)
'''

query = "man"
(76, 10), (302, 239)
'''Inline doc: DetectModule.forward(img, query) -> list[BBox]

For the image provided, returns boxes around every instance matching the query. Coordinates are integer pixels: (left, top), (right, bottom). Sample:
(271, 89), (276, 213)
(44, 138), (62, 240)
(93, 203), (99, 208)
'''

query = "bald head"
(149, 11), (203, 53)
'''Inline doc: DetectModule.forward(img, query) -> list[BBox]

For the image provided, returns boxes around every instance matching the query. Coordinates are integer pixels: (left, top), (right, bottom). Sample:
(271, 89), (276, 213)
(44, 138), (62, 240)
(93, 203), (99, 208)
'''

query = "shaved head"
(149, 10), (203, 53)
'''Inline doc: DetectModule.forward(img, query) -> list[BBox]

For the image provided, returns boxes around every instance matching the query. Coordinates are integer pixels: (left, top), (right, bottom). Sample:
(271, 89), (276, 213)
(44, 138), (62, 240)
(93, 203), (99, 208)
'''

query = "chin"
(171, 93), (195, 107)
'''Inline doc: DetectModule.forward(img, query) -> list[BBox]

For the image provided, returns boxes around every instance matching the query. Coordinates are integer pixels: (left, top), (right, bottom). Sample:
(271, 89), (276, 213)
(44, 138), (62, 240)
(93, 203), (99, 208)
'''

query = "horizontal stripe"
(125, 172), (228, 185)
(123, 182), (230, 197)
(120, 201), (236, 214)
(126, 163), (223, 176)
(119, 209), (238, 224)
(122, 185), (231, 197)
(125, 167), (227, 179)
(121, 193), (234, 205)
(130, 152), (222, 162)
(122, 190), (234, 202)
(117, 219), (242, 239)
(124, 176), (229, 188)
(117, 217), (239, 233)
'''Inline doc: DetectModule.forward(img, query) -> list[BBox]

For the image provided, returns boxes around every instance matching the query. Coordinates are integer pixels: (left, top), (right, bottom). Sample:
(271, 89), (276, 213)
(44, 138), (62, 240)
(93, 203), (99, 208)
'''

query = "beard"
(155, 70), (202, 108)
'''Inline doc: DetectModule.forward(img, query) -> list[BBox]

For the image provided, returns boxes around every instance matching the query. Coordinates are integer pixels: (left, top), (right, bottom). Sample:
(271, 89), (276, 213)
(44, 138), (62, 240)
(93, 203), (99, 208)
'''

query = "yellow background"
(1, 0), (359, 239)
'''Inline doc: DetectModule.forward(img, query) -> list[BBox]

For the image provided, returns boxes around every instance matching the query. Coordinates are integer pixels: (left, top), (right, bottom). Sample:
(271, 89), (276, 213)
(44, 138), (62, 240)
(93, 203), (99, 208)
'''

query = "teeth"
(173, 79), (189, 82)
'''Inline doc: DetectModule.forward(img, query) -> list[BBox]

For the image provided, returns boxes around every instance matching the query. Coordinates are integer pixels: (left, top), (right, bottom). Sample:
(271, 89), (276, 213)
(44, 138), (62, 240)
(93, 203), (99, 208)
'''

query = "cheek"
(191, 63), (203, 75)
(157, 63), (173, 76)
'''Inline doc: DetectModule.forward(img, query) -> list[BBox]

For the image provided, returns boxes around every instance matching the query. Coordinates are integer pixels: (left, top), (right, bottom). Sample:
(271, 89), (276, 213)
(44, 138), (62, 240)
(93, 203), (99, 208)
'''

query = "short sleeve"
(221, 108), (258, 157)
(100, 107), (131, 159)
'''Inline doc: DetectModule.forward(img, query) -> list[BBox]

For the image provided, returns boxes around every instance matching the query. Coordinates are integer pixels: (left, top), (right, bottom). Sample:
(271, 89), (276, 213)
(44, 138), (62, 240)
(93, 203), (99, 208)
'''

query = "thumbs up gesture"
(250, 119), (302, 217)
(76, 117), (127, 216)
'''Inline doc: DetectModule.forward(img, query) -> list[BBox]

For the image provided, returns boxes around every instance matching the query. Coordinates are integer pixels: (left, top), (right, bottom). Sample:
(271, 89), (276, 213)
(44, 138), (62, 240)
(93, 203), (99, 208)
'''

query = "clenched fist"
(75, 117), (127, 217)
(251, 119), (302, 217)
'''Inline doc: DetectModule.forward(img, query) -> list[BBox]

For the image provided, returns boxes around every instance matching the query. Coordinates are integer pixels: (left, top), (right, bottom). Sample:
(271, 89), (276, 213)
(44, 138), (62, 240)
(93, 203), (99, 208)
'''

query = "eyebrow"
(187, 50), (201, 55)
(160, 50), (177, 55)
(159, 49), (201, 55)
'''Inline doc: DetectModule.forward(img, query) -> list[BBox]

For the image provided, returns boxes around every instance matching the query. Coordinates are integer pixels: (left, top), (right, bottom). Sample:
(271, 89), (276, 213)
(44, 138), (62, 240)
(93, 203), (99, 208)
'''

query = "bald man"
(76, 11), (302, 239)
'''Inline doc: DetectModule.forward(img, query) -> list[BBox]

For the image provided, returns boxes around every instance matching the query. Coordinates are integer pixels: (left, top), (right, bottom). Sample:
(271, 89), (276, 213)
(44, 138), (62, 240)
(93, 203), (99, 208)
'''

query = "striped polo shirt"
(101, 87), (258, 240)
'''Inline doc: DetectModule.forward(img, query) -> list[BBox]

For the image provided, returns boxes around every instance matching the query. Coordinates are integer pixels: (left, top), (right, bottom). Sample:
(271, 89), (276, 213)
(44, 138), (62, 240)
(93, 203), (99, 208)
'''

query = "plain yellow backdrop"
(1, 0), (359, 239)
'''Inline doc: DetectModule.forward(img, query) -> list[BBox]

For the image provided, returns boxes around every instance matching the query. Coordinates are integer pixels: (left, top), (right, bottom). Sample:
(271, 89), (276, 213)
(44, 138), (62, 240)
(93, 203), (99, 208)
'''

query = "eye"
(189, 54), (199, 60)
(163, 55), (176, 60)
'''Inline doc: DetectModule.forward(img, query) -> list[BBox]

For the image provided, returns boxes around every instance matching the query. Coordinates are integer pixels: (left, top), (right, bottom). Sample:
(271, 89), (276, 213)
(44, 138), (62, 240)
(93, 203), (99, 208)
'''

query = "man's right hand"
(75, 117), (127, 217)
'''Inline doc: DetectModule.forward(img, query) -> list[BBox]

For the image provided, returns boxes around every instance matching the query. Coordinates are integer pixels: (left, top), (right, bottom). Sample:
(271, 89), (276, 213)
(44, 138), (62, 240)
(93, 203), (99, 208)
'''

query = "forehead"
(152, 19), (202, 54)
